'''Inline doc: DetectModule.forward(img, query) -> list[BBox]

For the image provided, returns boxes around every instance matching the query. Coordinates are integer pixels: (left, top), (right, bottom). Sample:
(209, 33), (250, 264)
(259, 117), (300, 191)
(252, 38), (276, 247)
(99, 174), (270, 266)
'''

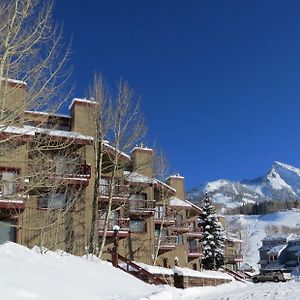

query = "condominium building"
(0, 79), (204, 271)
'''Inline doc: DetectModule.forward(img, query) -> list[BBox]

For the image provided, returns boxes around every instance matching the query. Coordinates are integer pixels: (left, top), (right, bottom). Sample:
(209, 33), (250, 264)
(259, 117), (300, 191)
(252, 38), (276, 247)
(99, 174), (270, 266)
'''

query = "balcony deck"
(0, 184), (26, 210)
(154, 212), (176, 226)
(156, 236), (177, 252)
(47, 162), (91, 185)
(98, 218), (130, 239)
(98, 184), (129, 204)
(172, 221), (191, 233)
(128, 199), (155, 216)
(187, 245), (203, 258)
(226, 254), (243, 263)
(186, 225), (203, 238)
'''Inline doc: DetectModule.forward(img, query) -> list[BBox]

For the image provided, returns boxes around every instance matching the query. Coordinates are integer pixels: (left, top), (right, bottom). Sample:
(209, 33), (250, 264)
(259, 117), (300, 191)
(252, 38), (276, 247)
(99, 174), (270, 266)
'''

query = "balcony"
(187, 245), (203, 259)
(47, 161), (91, 184)
(156, 236), (177, 252)
(226, 254), (243, 263)
(172, 220), (191, 233)
(98, 183), (129, 204)
(98, 218), (130, 239)
(154, 211), (176, 226)
(186, 223), (203, 238)
(128, 199), (155, 216)
(0, 183), (26, 210)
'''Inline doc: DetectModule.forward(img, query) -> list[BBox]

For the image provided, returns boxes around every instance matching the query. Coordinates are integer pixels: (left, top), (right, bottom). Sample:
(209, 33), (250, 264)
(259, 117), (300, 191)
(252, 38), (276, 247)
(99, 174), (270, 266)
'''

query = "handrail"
(116, 252), (167, 285)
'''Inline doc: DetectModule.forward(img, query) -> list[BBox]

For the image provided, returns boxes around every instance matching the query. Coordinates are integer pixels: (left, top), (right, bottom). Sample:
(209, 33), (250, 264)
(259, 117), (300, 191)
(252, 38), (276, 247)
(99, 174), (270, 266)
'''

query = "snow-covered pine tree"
(200, 194), (225, 270)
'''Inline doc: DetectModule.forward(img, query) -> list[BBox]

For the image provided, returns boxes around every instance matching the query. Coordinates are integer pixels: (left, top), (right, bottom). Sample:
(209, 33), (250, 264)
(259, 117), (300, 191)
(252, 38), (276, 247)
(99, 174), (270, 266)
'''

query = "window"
(269, 255), (278, 261)
(176, 235), (184, 245)
(99, 210), (119, 229)
(129, 220), (146, 233)
(39, 193), (66, 209)
(99, 178), (109, 194)
(0, 220), (16, 244)
(155, 206), (165, 219)
(0, 170), (18, 196)
(129, 193), (147, 210)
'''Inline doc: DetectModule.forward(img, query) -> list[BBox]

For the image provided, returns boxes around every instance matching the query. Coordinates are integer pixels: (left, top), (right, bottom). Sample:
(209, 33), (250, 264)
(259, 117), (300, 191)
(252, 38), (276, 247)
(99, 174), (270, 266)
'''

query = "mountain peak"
(189, 161), (300, 209)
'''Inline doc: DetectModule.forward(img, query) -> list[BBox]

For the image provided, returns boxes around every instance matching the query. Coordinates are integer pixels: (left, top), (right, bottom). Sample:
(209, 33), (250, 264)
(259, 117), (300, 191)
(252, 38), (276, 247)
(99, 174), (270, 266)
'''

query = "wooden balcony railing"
(187, 245), (203, 258)
(128, 199), (155, 215)
(47, 161), (91, 180)
(156, 236), (177, 251)
(173, 220), (191, 233)
(98, 218), (130, 239)
(186, 223), (203, 238)
(154, 211), (176, 226)
(226, 254), (243, 263)
(0, 182), (26, 210)
(99, 183), (129, 198)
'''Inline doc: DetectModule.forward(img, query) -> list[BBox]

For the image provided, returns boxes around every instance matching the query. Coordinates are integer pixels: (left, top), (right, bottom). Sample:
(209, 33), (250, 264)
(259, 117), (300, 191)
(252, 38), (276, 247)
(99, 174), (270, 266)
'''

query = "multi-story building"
(0, 79), (204, 271)
(258, 234), (300, 272)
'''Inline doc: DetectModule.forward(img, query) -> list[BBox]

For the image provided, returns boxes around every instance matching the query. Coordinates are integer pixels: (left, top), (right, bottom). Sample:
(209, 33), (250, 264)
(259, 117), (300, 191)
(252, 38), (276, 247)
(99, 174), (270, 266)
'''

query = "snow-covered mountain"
(188, 161), (300, 208)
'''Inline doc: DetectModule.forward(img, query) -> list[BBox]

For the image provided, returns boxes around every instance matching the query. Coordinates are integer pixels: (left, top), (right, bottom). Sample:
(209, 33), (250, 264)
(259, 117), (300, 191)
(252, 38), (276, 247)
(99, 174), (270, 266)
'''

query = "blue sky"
(54, 0), (300, 189)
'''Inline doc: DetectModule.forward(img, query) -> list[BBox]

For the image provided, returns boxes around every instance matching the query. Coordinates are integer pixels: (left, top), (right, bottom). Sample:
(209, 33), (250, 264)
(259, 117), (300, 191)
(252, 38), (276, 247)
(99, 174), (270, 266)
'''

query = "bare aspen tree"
(97, 80), (146, 258)
(87, 74), (109, 254)
(0, 0), (75, 251)
(152, 149), (170, 265)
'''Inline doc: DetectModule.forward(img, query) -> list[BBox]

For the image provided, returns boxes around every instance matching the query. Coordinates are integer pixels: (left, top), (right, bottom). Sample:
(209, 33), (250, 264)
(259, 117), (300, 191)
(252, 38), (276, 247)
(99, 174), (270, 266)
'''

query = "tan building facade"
(0, 79), (205, 271)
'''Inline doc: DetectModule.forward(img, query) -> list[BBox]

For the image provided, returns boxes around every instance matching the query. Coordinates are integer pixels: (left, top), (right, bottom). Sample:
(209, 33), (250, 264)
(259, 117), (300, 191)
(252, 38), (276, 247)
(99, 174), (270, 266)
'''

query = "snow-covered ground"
(1, 241), (300, 300)
(227, 210), (300, 270)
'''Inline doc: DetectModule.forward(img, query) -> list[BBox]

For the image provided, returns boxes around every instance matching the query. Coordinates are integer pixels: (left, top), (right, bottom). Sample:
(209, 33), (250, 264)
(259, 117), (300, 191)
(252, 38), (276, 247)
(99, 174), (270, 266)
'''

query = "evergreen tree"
(200, 194), (225, 270)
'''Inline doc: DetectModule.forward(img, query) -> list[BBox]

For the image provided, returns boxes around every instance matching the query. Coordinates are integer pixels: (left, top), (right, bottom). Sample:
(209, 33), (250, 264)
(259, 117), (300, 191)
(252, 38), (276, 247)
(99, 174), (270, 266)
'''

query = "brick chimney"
(0, 78), (26, 126)
(69, 98), (97, 136)
(166, 174), (185, 200)
(130, 144), (153, 177)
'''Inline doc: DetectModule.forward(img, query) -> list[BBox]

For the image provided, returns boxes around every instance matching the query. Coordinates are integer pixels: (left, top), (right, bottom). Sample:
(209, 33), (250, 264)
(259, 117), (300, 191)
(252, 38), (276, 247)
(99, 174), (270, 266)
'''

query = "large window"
(0, 220), (16, 244)
(39, 193), (66, 209)
(0, 170), (18, 197)
(129, 220), (146, 233)
(155, 206), (165, 219)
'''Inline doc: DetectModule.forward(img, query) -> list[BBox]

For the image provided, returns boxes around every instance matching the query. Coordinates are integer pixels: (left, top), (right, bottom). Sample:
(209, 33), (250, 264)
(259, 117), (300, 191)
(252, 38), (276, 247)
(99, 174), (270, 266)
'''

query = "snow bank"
(0, 242), (158, 300)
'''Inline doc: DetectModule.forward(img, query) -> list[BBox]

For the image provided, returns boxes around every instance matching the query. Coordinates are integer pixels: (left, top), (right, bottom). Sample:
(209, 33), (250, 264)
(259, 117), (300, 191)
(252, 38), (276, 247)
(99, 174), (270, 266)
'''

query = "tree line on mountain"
(226, 199), (300, 215)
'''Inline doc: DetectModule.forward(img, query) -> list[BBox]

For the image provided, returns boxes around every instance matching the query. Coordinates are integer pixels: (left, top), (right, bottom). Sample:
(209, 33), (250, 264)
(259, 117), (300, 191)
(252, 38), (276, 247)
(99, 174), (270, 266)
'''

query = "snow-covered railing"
(0, 183), (26, 209)
(47, 161), (91, 179)
(129, 199), (155, 214)
(187, 245), (203, 258)
(154, 210), (176, 225)
(225, 254), (243, 263)
(99, 183), (129, 197)
(156, 236), (177, 251)
(98, 218), (130, 232)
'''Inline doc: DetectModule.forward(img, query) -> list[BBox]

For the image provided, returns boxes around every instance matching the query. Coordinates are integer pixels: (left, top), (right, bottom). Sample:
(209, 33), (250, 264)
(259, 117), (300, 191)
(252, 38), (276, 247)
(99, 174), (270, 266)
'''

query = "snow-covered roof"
(262, 234), (289, 242)
(124, 262), (174, 275)
(124, 171), (154, 184)
(0, 77), (27, 86)
(169, 196), (192, 208)
(123, 171), (176, 193)
(24, 125), (93, 141)
(25, 110), (71, 119)
(226, 233), (243, 243)
(267, 244), (287, 256)
(130, 145), (153, 153)
(174, 267), (233, 280)
(167, 174), (184, 180)
(288, 235), (300, 242)
(68, 98), (97, 110)
(103, 142), (131, 160)
(0, 125), (35, 136)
